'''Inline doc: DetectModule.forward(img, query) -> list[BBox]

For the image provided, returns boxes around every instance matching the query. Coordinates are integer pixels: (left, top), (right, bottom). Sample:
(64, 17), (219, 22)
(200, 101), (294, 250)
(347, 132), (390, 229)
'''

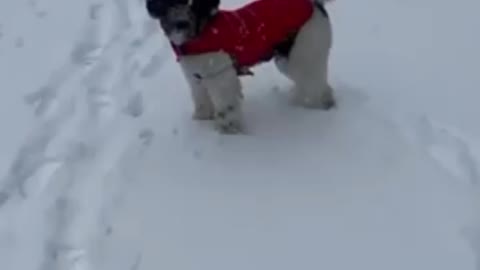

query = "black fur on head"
(146, 0), (220, 45)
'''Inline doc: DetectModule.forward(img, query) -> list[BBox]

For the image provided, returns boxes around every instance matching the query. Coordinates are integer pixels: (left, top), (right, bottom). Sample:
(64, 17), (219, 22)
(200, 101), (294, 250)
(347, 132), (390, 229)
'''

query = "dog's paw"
(317, 91), (336, 110)
(192, 105), (215, 120)
(213, 105), (244, 134)
(293, 89), (337, 110)
(216, 120), (244, 134)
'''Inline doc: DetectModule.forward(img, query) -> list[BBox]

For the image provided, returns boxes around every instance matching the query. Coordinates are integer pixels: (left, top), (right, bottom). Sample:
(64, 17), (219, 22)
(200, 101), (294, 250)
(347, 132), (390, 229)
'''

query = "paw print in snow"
(139, 128), (155, 146)
(123, 92), (144, 118)
(15, 37), (24, 48)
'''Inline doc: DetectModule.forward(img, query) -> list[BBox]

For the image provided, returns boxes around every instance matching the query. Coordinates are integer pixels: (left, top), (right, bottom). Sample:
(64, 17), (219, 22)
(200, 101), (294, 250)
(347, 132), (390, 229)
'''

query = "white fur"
(178, 5), (334, 134)
(169, 30), (189, 46)
(179, 52), (244, 133)
(275, 8), (335, 109)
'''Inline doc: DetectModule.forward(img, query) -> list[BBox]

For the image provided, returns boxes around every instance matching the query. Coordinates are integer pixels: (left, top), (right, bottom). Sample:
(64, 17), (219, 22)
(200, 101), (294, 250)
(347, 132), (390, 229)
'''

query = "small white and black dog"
(146, 0), (336, 134)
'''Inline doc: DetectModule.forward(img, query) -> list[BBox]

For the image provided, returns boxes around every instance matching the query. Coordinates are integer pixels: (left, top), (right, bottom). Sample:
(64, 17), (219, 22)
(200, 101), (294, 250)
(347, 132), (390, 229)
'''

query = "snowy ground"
(0, 0), (479, 270)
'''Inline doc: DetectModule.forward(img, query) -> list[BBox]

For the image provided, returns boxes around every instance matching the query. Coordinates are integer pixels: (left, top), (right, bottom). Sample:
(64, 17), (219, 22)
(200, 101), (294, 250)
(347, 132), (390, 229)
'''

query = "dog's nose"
(175, 20), (190, 29)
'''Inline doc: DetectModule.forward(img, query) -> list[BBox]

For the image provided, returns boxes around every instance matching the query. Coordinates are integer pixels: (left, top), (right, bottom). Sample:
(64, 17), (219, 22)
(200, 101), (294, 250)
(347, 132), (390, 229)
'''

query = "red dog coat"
(172, 0), (314, 68)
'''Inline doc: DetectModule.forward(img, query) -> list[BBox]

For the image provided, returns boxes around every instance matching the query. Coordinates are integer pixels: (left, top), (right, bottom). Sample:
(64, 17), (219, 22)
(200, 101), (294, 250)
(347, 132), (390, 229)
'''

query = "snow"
(0, 0), (479, 270)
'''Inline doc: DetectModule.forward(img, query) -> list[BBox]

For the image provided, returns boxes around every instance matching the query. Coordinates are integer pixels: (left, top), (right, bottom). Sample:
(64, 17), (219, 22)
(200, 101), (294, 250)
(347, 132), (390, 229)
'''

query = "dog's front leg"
(190, 80), (215, 120)
(180, 60), (215, 120)
(204, 71), (243, 134)
(180, 52), (244, 134)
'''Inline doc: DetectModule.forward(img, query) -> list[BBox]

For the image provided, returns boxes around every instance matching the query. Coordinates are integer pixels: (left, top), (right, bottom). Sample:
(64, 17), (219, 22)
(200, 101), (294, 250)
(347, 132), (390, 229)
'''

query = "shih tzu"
(146, 0), (336, 134)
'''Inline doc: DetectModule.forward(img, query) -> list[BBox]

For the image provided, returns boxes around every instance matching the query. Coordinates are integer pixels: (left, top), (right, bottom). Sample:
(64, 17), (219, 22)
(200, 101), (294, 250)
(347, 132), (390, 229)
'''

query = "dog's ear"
(190, 0), (220, 18)
(146, 0), (166, 19)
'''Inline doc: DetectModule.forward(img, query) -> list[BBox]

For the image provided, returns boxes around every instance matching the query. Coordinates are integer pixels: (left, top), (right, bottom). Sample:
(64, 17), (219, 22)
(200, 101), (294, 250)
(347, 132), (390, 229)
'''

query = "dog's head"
(146, 0), (220, 45)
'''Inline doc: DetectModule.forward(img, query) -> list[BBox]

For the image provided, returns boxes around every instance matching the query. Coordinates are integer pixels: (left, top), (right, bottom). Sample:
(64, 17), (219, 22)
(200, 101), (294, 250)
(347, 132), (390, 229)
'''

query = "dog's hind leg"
(273, 32), (297, 79)
(285, 8), (336, 109)
(290, 54), (336, 109)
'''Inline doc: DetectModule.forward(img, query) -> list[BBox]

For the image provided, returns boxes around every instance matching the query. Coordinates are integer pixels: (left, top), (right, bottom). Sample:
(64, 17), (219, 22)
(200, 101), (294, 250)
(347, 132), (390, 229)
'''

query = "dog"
(146, 0), (336, 134)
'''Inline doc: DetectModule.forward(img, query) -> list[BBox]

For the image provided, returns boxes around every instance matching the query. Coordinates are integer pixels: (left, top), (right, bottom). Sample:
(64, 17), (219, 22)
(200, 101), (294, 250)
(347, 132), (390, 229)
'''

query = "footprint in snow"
(193, 149), (203, 160)
(112, 0), (133, 29)
(69, 4), (106, 66)
(15, 37), (24, 48)
(140, 53), (166, 78)
(172, 128), (179, 136)
(139, 129), (154, 146)
(0, 192), (9, 207)
(28, 0), (47, 18)
(411, 116), (480, 270)
(123, 92), (144, 118)
(105, 225), (113, 236)
(89, 3), (104, 21)
(412, 116), (479, 185)
(36, 10), (47, 18)
(24, 86), (56, 116)
(130, 253), (143, 270)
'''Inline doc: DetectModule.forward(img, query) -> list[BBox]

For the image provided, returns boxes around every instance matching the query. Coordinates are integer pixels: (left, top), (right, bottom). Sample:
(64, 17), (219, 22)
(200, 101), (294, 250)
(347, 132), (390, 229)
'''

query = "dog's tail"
(313, 0), (333, 17)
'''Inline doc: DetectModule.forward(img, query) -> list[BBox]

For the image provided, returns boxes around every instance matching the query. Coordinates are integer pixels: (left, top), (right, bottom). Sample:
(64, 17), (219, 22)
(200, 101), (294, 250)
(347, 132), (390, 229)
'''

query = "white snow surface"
(0, 0), (479, 269)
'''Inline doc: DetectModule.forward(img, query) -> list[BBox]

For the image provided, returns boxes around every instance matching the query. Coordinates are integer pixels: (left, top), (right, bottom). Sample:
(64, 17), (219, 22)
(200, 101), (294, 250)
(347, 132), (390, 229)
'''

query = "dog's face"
(146, 0), (220, 45)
